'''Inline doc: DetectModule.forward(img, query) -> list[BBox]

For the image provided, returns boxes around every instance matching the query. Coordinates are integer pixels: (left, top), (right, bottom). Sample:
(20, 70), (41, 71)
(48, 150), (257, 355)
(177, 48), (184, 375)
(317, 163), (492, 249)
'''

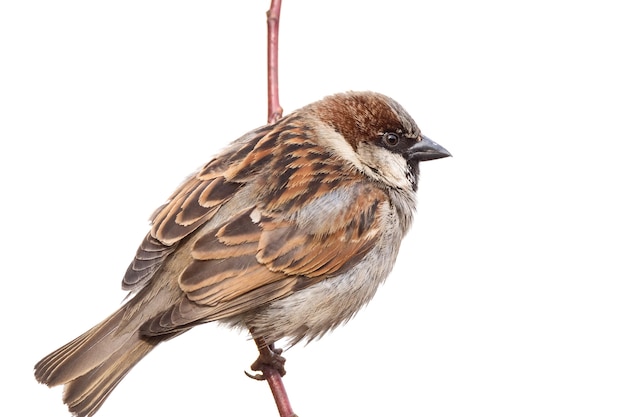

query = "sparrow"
(34, 91), (451, 416)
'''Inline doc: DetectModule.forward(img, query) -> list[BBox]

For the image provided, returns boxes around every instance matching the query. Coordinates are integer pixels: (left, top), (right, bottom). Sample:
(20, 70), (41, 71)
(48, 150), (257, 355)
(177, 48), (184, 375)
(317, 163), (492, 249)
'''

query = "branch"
(263, 371), (295, 417)
(267, 0), (283, 123)
(252, 338), (296, 417)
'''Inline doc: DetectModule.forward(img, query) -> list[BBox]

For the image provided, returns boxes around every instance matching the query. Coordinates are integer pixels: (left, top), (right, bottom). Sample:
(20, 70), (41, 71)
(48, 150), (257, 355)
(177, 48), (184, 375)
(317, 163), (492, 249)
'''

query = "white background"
(2, 1), (625, 416)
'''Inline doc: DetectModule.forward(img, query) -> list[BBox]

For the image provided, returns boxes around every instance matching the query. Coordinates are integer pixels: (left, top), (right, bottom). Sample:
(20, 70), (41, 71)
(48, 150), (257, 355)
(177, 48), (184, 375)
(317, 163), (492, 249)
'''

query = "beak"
(408, 135), (452, 162)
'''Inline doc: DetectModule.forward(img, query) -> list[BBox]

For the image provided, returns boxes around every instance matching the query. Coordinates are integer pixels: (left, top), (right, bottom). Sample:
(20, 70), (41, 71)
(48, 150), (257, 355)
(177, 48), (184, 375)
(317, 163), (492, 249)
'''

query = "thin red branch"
(259, 365), (296, 417)
(267, 0), (283, 123)
(252, 337), (297, 417)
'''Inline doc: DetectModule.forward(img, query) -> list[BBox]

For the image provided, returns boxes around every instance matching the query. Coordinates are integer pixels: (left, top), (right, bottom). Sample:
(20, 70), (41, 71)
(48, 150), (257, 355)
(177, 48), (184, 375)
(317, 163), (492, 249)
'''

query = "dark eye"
(382, 132), (400, 147)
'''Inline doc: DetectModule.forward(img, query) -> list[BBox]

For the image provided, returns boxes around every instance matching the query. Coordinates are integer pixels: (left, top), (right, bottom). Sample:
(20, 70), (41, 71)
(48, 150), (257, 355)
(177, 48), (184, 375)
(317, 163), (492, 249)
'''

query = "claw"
(244, 370), (267, 381)
(247, 340), (287, 380)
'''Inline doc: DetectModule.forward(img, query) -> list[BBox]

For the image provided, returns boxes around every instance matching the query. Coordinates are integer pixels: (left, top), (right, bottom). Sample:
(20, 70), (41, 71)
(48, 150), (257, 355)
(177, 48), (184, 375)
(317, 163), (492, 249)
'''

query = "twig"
(267, 0), (283, 123)
(252, 337), (296, 417)
(263, 370), (295, 417)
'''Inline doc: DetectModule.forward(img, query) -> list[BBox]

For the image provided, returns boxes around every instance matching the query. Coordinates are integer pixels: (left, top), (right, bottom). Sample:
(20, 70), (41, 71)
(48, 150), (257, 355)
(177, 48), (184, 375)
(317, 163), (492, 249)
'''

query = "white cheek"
(357, 144), (411, 189)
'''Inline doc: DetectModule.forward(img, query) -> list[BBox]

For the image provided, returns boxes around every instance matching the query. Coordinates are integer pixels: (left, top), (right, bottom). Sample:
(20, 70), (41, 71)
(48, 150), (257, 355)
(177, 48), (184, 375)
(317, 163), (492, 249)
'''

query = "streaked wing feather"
(144, 184), (388, 334)
(122, 235), (178, 291)
(140, 277), (298, 336)
(128, 117), (388, 336)
(121, 127), (270, 292)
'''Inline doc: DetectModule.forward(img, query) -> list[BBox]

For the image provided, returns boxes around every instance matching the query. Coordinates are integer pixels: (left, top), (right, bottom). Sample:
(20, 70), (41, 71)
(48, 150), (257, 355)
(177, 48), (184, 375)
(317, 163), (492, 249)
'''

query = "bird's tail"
(34, 303), (166, 417)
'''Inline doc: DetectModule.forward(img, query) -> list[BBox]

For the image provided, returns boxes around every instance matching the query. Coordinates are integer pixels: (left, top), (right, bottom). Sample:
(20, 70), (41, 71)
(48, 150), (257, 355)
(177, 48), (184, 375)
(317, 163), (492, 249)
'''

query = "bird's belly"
(245, 234), (402, 346)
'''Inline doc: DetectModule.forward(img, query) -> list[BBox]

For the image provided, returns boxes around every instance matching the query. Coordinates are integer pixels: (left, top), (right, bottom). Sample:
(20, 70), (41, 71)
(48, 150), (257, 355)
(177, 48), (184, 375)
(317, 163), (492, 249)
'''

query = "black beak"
(408, 135), (452, 162)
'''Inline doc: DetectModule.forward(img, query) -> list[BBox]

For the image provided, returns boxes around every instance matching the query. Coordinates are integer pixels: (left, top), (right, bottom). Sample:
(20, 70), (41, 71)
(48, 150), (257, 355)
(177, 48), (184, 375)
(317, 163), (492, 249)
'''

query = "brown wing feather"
(140, 183), (387, 336)
(122, 234), (178, 290)
(257, 191), (383, 277)
(126, 116), (389, 336)
(122, 127), (269, 292)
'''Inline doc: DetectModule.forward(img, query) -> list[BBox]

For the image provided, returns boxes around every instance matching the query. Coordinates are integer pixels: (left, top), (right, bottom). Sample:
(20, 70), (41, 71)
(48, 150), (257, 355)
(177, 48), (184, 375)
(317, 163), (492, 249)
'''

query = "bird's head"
(309, 91), (451, 191)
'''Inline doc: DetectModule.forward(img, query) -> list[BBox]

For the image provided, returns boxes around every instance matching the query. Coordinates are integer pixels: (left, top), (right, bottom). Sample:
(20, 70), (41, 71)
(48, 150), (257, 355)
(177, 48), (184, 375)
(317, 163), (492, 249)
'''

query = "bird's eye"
(382, 132), (400, 147)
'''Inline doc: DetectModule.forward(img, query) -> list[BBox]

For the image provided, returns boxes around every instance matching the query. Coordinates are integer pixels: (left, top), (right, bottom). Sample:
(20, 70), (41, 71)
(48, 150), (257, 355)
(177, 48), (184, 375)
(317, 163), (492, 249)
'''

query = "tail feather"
(35, 330), (93, 385)
(34, 304), (165, 417)
(63, 335), (158, 417)
(35, 306), (131, 386)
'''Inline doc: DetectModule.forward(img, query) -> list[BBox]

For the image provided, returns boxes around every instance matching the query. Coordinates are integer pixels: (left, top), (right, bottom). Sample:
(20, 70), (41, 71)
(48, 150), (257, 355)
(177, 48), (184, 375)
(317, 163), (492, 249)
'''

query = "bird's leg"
(246, 336), (287, 380)
(245, 333), (297, 417)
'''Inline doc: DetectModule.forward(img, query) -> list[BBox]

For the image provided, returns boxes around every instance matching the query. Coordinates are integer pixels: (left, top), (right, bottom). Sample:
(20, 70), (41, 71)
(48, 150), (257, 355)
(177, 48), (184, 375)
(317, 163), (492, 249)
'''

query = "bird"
(34, 91), (451, 416)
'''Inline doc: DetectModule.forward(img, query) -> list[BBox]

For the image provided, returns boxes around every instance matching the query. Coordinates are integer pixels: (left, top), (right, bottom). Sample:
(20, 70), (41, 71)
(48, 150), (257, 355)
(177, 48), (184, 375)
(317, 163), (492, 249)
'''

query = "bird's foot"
(245, 342), (286, 380)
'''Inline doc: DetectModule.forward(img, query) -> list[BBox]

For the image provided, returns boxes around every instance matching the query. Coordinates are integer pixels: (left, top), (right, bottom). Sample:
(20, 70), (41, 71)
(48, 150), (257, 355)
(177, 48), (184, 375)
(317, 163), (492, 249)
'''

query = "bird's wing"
(139, 182), (388, 336)
(126, 118), (389, 335)
(122, 125), (272, 291)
